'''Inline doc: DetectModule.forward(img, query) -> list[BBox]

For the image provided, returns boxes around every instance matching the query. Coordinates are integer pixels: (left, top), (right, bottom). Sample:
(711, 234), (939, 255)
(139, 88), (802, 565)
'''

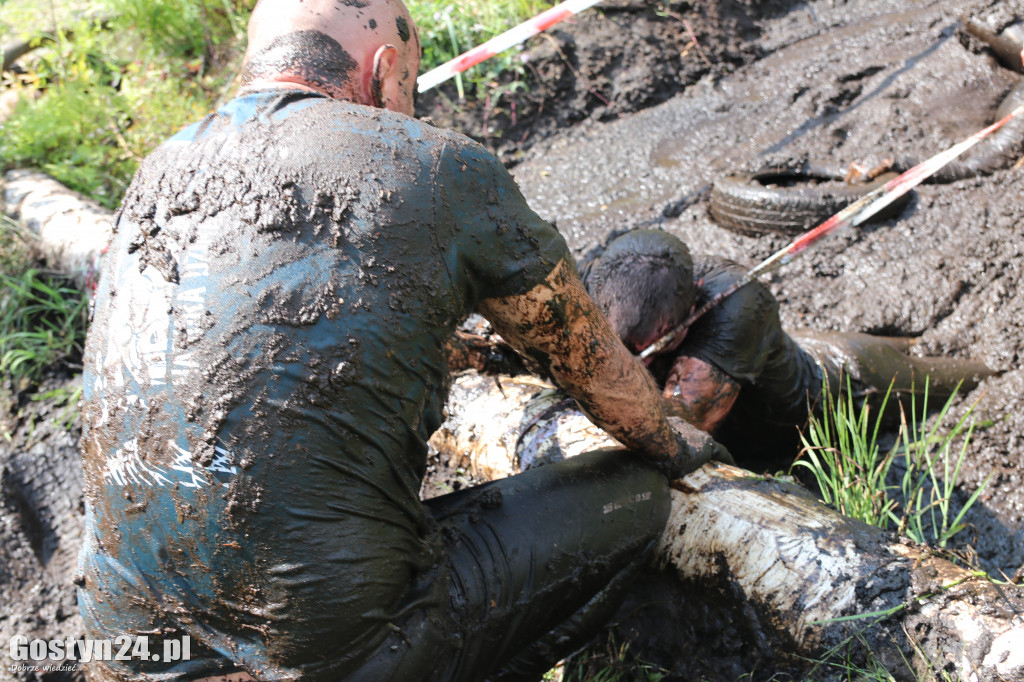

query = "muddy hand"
(658, 416), (734, 480)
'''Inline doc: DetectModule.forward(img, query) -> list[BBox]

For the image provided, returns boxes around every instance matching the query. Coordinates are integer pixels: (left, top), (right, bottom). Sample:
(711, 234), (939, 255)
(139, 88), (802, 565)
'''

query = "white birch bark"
(2, 170), (113, 289)
(431, 372), (1024, 682)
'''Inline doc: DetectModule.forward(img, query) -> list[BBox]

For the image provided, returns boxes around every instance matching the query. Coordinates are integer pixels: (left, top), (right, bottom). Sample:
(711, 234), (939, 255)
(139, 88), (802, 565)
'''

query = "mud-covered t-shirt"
(682, 258), (820, 423)
(78, 91), (570, 670)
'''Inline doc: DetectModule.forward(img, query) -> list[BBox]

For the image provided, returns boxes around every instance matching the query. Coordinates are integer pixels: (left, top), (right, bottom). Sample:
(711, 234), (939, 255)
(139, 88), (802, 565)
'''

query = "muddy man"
(76, 1), (731, 680)
(584, 230), (994, 467)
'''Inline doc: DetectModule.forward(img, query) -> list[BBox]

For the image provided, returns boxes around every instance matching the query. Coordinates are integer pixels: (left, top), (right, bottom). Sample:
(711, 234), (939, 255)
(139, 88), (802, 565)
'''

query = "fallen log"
(428, 372), (1024, 681)
(2, 169), (112, 290)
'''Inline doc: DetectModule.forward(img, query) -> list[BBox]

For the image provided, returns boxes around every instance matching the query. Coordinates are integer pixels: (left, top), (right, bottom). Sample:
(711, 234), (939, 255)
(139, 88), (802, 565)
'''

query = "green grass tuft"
(792, 374), (989, 549)
(0, 230), (88, 386)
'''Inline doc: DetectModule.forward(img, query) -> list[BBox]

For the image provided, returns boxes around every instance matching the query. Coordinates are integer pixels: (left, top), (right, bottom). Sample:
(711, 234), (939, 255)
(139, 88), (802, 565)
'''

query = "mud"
(3, 0), (1024, 679)
(416, 0), (781, 164)
(0, 373), (86, 682)
(506, 0), (1024, 576)
(468, 0), (1024, 675)
(394, 15), (410, 44)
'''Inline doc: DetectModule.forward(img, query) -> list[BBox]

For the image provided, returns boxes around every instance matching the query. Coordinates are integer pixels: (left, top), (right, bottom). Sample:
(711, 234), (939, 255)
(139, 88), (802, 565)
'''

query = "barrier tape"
(416, 0), (605, 93)
(639, 98), (1024, 360)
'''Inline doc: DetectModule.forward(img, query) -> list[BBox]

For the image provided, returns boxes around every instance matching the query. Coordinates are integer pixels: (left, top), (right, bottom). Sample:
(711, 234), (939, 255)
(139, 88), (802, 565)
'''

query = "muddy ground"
(503, 0), (1024, 576)
(435, 0), (1024, 676)
(2, 0), (1023, 679)
(425, 0), (1024, 569)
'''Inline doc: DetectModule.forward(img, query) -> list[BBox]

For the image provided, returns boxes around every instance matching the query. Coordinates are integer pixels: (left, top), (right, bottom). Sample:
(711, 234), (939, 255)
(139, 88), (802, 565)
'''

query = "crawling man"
(77, 1), (729, 680)
(583, 230), (993, 466)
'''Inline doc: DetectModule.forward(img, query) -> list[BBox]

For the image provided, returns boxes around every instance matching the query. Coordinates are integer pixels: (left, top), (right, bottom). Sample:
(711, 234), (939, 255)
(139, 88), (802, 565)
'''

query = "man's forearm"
(480, 260), (678, 461)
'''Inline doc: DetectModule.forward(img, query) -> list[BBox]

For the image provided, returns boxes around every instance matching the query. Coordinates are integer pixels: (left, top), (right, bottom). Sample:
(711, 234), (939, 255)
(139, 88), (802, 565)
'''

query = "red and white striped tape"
(639, 97), (1024, 360)
(416, 0), (605, 93)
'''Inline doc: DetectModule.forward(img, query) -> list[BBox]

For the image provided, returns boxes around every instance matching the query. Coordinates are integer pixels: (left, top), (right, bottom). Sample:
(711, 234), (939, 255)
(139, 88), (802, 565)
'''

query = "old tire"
(709, 169), (910, 237)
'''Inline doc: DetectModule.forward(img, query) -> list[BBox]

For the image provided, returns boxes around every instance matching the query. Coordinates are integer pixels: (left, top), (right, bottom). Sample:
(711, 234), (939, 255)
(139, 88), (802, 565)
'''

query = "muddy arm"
(478, 259), (684, 465)
(662, 355), (741, 433)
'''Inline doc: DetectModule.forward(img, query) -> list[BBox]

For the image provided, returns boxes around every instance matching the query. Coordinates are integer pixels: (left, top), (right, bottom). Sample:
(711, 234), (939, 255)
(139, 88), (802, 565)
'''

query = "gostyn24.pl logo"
(8, 634), (191, 665)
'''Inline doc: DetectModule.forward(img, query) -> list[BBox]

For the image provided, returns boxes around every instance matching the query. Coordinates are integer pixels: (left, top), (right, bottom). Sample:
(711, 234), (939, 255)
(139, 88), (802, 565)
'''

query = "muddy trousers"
(718, 331), (993, 468)
(81, 450), (670, 682)
(344, 448), (672, 682)
(792, 330), (994, 409)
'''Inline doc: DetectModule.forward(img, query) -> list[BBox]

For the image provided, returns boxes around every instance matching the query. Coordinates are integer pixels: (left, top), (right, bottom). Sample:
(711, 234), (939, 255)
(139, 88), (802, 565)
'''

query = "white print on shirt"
(96, 235), (235, 489)
(101, 240), (211, 391)
(104, 439), (238, 488)
(101, 264), (172, 390)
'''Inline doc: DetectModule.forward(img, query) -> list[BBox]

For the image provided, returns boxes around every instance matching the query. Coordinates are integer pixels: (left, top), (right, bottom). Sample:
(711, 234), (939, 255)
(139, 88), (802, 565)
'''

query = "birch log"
(2, 170), (113, 289)
(429, 372), (1024, 682)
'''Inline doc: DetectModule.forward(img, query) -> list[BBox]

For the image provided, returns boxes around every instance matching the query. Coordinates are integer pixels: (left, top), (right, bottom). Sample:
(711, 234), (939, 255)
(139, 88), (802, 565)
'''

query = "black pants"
(719, 331), (993, 469)
(342, 448), (671, 682)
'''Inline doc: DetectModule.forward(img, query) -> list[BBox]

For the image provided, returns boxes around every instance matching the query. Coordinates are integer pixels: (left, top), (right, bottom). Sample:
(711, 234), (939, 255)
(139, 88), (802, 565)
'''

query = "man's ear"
(370, 44), (398, 108)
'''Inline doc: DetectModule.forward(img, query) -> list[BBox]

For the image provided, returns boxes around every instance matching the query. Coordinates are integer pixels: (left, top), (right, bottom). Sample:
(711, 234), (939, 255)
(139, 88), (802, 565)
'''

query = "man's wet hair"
(583, 230), (696, 350)
(240, 29), (358, 97)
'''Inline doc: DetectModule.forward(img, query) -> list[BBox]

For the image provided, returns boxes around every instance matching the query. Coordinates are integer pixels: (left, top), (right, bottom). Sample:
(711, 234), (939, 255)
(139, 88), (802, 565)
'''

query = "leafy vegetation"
(0, 220), (88, 387)
(1, 0), (252, 208)
(0, 0), (552, 208)
(792, 375), (990, 549)
(407, 0), (554, 101)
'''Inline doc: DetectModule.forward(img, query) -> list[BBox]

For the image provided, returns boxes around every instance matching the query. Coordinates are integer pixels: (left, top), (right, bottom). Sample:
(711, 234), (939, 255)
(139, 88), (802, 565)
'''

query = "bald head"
(241, 0), (420, 114)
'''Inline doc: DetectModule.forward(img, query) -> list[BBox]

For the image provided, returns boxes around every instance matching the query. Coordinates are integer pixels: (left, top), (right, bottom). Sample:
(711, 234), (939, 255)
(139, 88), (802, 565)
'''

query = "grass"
(786, 373), (996, 678)
(0, 216), (87, 398)
(792, 374), (990, 549)
(1, 0), (554, 208)
(0, 264), (88, 386)
(407, 0), (555, 101)
(546, 637), (669, 682)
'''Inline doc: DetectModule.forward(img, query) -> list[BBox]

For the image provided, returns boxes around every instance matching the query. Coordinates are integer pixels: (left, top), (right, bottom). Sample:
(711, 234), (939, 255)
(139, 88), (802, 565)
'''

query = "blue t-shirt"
(78, 91), (570, 676)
